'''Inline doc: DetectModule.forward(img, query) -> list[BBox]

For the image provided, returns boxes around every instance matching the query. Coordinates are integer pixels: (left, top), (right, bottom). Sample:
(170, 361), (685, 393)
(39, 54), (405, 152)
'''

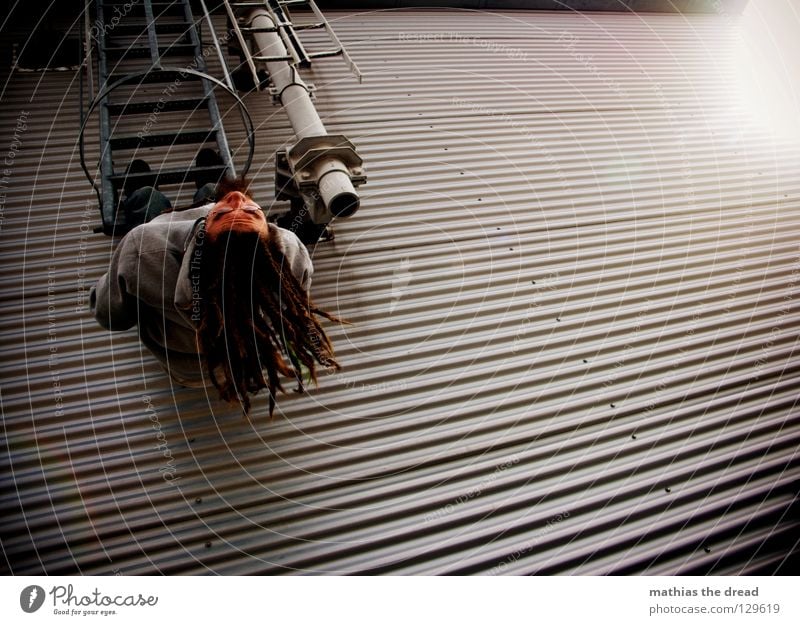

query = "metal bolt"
(665, 487), (672, 493)
(195, 497), (202, 504)
(204, 541), (212, 549)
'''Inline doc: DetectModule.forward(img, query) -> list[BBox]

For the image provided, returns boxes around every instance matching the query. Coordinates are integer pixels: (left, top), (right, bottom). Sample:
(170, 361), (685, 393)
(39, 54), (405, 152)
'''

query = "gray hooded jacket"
(89, 205), (313, 387)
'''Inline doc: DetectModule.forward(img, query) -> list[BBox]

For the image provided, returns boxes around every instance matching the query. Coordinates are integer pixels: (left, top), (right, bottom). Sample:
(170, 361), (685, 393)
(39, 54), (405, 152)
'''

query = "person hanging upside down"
(90, 177), (340, 416)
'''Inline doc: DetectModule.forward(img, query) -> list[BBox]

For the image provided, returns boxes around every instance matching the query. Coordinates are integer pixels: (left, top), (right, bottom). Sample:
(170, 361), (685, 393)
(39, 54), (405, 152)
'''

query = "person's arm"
(273, 226), (313, 291)
(296, 242), (313, 292)
(89, 229), (141, 331)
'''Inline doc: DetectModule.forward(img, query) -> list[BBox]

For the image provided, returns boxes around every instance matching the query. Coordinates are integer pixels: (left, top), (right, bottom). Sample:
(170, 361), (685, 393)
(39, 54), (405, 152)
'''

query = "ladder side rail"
(198, 0), (236, 92)
(142, 0), (163, 68)
(266, 0), (310, 66)
(83, 3), (96, 109)
(94, 0), (118, 229)
(80, 1), (102, 208)
(182, 0), (236, 178)
(223, 1), (261, 90)
(198, 0), (252, 172)
(305, 0), (362, 82)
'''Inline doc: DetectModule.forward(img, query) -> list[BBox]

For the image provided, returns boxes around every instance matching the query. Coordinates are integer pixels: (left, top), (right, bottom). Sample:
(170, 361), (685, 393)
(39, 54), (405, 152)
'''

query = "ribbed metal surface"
(1, 7), (798, 575)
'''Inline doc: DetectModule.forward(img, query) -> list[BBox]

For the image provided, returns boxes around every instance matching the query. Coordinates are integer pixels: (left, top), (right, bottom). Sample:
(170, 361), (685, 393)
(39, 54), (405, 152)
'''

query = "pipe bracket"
(269, 82), (315, 104)
(275, 134), (366, 223)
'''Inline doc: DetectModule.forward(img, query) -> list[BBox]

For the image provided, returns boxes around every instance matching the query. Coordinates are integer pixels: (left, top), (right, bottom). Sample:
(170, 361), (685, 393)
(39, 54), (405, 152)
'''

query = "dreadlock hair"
(193, 182), (340, 416)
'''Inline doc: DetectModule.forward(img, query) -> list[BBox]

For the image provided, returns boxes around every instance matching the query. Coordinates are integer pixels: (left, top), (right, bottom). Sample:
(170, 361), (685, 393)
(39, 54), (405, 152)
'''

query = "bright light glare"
(734, 0), (800, 139)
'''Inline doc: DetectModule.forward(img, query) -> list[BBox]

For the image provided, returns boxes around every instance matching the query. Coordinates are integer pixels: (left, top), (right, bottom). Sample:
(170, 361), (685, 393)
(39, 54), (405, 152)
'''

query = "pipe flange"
(287, 135), (365, 186)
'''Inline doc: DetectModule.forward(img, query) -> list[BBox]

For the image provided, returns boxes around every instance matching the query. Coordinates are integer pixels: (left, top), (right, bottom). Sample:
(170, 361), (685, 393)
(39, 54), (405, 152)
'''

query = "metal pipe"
(318, 169), (359, 217)
(246, 8), (360, 222)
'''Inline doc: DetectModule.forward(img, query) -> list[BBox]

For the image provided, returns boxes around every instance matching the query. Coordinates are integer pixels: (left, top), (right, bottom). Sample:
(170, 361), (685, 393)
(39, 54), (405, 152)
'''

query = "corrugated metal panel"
(316, 1), (751, 12)
(1, 7), (798, 575)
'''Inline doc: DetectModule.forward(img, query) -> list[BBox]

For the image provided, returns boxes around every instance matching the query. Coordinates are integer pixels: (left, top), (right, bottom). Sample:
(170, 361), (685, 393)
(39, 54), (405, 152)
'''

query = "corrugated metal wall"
(1, 7), (798, 575)
(317, 1), (751, 13)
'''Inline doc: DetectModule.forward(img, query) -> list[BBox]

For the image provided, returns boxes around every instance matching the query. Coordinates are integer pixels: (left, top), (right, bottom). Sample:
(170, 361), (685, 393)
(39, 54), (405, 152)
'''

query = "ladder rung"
(109, 129), (217, 150)
(292, 23), (325, 31)
(102, 1), (186, 6)
(308, 48), (342, 59)
(239, 26), (280, 34)
(279, 0), (309, 6)
(106, 69), (204, 85)
(107, 22), (194, 36)
(108, 165), (228, 188)
(102, 2), (185, 14)
(102, 44), (196, 58)
(252, 54), (293, 63)
(107, 97), (210, 116)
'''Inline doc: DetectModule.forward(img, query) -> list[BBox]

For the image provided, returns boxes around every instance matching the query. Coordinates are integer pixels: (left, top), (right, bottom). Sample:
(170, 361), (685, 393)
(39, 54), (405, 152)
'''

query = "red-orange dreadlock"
(193, 181), (340, 415)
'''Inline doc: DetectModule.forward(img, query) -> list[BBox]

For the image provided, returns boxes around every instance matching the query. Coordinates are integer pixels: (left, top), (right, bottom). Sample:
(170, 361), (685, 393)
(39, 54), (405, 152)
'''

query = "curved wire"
(78, 66), (256, 195)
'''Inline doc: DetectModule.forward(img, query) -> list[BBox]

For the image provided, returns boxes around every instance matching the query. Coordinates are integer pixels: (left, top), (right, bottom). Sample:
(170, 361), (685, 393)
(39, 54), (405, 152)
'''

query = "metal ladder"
(80, 0), (253, 234)
(222, 0), (362, 90)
